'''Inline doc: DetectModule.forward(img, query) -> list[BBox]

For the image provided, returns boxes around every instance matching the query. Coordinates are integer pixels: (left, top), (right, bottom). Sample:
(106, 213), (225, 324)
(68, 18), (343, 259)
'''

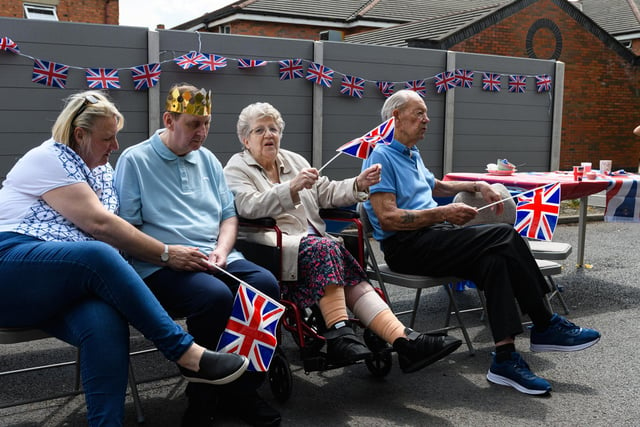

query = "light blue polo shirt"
(363, 139), (437, 241)
(114, 129), (243, 278)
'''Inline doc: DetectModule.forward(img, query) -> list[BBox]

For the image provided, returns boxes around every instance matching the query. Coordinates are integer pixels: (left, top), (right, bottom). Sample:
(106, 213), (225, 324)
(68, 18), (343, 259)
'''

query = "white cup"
(581, 162), (592, 173)
(599, 160), (612, 174)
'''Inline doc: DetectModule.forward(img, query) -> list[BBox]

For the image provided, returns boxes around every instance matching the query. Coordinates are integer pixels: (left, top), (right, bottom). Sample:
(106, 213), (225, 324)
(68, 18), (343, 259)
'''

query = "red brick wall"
(209, 20), (370, 40)
(450, 0), (640, 171)
(0, 0), (118, 25)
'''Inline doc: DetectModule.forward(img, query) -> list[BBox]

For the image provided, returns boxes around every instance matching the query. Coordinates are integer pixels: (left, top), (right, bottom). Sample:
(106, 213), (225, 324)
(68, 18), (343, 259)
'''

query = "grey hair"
(380, 89), (418, 121)
(236, 102), (285, 145)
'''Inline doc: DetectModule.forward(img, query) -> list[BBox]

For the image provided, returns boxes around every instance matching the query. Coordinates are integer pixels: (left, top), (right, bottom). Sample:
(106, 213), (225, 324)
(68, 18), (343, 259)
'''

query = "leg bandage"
(317, 284), (348, 329)
(346, 282), (405, 343)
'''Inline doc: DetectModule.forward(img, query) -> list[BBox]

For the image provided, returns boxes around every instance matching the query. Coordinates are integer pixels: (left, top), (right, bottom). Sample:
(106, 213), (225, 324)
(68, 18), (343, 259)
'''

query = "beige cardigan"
(224, 149), (363, 281)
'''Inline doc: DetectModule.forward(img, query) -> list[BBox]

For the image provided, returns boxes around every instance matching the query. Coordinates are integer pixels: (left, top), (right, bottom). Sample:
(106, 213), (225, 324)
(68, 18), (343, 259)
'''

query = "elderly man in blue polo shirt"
(362, 89), (600, 396)
(114, 83), (280, 427)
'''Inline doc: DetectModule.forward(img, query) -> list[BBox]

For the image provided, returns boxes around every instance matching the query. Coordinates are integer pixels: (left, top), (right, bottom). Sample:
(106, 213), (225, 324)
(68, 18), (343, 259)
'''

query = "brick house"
(0, 0), (118, 25)
(175, 0), (640, 170)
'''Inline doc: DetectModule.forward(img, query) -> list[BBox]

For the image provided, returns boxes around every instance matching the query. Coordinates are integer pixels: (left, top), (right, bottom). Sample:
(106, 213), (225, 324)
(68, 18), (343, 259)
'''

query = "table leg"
(576, 196), (588, 267)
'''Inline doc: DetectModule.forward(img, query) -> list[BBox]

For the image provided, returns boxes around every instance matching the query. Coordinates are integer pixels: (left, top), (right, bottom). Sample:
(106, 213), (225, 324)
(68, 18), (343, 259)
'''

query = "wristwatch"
(160, 244), (170, 263)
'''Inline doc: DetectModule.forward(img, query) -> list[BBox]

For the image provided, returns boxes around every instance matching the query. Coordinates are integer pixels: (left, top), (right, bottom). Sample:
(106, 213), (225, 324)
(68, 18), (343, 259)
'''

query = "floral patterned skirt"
(281, 235), (367, 309)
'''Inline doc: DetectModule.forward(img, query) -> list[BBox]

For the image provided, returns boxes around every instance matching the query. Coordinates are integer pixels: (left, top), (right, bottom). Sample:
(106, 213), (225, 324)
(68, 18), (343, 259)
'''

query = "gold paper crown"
(165, 87), (212, 116)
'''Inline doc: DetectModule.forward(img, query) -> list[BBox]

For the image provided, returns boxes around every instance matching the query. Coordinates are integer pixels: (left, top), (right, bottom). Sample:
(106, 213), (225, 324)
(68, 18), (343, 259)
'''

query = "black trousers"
(383, 223), (552, 343)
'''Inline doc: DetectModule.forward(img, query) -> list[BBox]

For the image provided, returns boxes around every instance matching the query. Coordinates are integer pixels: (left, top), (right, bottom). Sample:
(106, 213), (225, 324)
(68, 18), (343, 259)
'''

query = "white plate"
(486, 169), (517, 176)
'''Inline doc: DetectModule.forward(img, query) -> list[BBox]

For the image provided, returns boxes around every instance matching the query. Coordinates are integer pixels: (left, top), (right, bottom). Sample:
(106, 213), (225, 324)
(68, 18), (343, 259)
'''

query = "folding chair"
(357, 204), (475, 354)
(453, 183), (569, 314)
(0, 327), (145, 424)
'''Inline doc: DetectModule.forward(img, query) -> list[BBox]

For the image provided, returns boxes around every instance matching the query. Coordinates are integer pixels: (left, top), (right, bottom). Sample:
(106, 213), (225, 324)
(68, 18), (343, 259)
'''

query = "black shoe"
(325, 322), (372, 364)
(179, 350), (249, 385)
(393, 328), (462, 373)
(220, 391), (281, 427)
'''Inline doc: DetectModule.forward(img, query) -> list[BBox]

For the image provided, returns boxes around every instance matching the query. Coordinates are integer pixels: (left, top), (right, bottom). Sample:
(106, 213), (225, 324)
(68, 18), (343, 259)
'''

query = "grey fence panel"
(450, 52), (556, 173)
(156, 31), (315, 166)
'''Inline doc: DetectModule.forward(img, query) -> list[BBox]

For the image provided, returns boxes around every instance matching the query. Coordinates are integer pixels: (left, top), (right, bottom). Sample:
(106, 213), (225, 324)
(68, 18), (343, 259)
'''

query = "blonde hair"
(52, 90), (124, 151)
(236, 102), (285, 145)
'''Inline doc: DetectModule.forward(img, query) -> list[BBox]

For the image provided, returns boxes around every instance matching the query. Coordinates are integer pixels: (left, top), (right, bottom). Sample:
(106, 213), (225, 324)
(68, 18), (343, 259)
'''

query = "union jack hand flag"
(174, 51), (203, 70)
(32, 59), (69, 88)
(197, 54), (227, 71)
(278, 59), (304, 80)
(216, 282), (284, 372)
(0, 37), (20, 54)
(376, 81), (394, 98)
(508, 75), (527, 93)
(237, 58), (268, 69)
(535, 74), (552, 93)
(336, 117), (395, 159)
(405, 79), (426, 97)
(305, 62), (334, 87)
(85, 68), (120, 89)
(482, 72), (501, 92)
(454, 69), (474, 88)
(434, 71), (457, 93)
(130, 63), (161, 90)
(605, 176), (640, 223)
(340, 75), (365, 98)
(514, 183), (561, 241)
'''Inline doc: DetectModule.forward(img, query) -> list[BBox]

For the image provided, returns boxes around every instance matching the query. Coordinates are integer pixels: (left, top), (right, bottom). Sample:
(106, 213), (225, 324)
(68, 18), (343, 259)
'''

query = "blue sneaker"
(530, 314), (601, 352)
(487, 352), (552, 395)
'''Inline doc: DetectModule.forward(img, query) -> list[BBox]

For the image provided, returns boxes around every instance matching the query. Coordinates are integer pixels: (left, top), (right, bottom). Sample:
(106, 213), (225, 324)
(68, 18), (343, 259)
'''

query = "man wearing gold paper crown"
(114, 83), (281, 427)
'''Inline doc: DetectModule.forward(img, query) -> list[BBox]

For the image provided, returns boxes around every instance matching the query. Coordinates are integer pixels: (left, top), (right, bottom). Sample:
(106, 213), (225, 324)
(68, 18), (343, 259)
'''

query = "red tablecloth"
(443, 171), (609, 200)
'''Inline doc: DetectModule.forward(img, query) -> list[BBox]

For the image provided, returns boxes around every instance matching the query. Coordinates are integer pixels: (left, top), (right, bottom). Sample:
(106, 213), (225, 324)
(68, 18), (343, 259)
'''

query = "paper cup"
(581, 162), (592, 173)
(599, 160), (612, 174)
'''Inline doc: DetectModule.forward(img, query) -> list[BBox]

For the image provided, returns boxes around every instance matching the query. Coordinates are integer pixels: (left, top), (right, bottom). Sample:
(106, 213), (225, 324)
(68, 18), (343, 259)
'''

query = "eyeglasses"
(71, 94), (99, 125)
(250, 126), (280, 137)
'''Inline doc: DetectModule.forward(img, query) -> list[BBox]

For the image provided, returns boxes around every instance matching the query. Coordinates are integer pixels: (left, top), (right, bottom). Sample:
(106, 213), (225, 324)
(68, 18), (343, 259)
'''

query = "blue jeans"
(0, 232), (194, 427)
(144, 259), (279, 402)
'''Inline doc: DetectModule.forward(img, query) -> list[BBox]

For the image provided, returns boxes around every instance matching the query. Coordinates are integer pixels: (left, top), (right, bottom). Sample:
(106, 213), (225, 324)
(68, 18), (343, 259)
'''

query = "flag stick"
(208, 262), (249, 286)
(477, 183), (558, 211)
(318, 152), (342, 173)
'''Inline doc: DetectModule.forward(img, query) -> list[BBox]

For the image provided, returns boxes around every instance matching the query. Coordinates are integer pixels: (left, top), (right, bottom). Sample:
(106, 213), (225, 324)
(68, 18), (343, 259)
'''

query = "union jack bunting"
(237, 58), (268, 69)
(197, 54), (227, 71)
(305, 62), (334, 87)
(434, 71), (457, 93)
(340, 75), (365, 98)
(0, 37), (19, 54)
(604, 176), (640, 223)
(173, 51), (204, 70)
(514, 183), (561, 241)
(216, 282), (284, 372)
(278, 59), (304, 80)
(454, 69), (474, 88)
(535, 74), (552, 93)
(405, 79), (426, 97)
(508, 75), (527, 93)
(482, 72), (501, 92)
(32, 59), (69, 88)
(85, 68), (120, 89)
(336, 117), (395, 159)
(376, 81), (394, 98)
(130, 63), (161, 90)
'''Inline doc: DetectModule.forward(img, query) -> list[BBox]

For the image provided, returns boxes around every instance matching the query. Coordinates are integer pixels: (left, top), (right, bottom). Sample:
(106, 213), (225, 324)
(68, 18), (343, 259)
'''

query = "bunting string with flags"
(211, 264), (285, 372)
(1, 32), (555, 95)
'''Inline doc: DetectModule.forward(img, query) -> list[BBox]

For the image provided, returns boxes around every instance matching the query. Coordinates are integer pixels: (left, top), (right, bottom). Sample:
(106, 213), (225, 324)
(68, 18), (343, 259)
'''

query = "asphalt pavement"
(1, 218), (639, 426)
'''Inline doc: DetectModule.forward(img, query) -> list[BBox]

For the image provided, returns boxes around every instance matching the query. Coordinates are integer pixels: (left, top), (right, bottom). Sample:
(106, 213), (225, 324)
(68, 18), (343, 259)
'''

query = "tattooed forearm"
(401, 211), (416, 224)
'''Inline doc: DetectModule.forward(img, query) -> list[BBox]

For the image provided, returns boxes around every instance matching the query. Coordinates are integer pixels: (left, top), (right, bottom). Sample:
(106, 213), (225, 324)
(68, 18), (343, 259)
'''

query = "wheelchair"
(236, 208), (393, 403)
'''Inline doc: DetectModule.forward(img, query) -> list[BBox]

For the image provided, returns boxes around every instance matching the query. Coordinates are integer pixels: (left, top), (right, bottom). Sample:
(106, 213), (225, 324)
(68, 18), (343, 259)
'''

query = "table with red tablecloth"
(443, 171), (611, 267)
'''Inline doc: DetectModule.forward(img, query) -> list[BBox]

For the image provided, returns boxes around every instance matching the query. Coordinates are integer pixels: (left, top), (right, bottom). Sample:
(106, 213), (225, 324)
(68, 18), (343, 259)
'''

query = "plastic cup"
(581, 162), (592, 173)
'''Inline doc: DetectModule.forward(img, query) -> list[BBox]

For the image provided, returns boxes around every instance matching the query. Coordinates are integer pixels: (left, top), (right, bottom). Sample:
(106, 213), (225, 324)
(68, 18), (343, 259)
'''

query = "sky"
(119, 0), (237, 30)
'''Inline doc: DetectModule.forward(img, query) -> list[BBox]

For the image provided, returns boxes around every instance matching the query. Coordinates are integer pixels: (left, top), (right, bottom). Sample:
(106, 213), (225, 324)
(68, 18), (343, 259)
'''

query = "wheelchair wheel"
(268, 347), (293, 402)
(363, 328), (393, 377)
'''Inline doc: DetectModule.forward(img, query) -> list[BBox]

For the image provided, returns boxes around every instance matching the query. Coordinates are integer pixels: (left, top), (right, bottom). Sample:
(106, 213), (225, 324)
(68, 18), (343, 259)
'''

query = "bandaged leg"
(317, 284), (349, 329)
(345, 282), (405, 344)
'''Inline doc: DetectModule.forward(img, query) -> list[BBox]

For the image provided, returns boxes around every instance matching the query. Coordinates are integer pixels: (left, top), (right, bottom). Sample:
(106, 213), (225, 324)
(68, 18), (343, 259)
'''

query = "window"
(218, 25), (231, 34)
(621, 40), (632, 49)
(23, 3), (58, 21)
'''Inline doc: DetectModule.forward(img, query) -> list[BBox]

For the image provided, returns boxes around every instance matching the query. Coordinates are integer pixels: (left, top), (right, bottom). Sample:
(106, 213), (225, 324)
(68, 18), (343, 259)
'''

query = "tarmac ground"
(1, 219), (639, 426)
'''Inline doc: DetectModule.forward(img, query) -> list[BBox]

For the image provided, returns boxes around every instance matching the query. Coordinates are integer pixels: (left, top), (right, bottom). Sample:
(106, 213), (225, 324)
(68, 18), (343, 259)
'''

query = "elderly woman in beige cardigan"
(223, 102), (461, 374)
